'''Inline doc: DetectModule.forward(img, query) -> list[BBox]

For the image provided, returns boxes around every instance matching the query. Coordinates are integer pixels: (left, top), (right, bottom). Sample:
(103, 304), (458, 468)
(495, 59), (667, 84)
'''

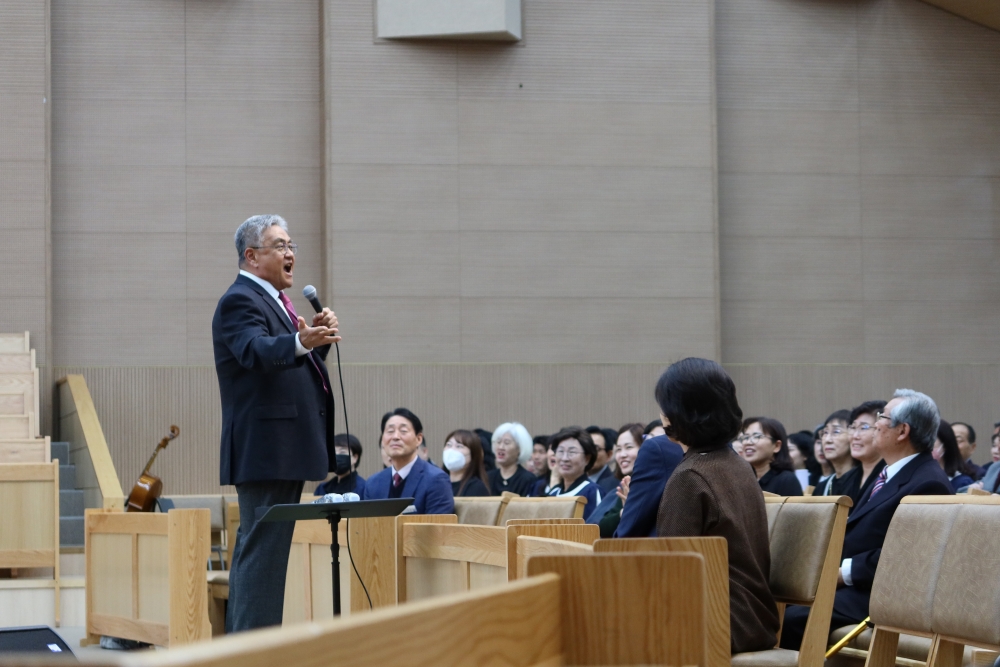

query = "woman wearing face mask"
(443, 429), (491, 497)
(314, 433), (367, 496)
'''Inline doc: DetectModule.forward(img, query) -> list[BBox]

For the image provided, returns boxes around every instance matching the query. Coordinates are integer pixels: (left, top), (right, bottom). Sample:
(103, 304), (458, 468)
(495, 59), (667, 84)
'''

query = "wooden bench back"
(453, 491), (515, 525)
(499, 495), (587, 524)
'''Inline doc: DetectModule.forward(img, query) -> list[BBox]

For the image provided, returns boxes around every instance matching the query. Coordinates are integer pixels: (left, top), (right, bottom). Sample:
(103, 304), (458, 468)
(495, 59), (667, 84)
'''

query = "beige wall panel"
(862, 239), (1000, 302)
(859, 111), (1000, 177)
(857, 0), (1000, 114)
(185, 168), (323, 234)
(459, 101), (714, 168)
(185, 0), (320, 101)
(330, 166), (459, 232)
(52, 100), (186, 166)
(332, 232), (462, 298)
(718, 173), (861, 238)
(54, 232), (185, 302)
(0, 231), (47, 297)
(459, 298), (718, 363)
(329, 99), (459, 166)
(718, 108), (859, 175)
(53, 167), (186, 233)
(720, 237), (863, 302)
(460, 231), (716, 299)
(716, 0), (858, 111)
(328, 297), (462, 363)
(53, 300), (188, 366)
(50, 0), (184, 100)
(722, 300), (864, 364)
(863, 302), (1000, 364)
(459, 166), (714, 233)
(861, 176), (999, 239)
(185, 299), (221, 366)
(0, 1), (47, 92)
(0, 95), (46, 161)
(0, 163), (46, 228)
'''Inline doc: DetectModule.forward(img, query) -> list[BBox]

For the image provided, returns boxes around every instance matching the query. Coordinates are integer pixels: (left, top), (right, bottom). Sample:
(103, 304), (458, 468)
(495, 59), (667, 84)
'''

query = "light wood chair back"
(84, 508), (212, 647)
(508, 522), (598, 580)
(0, 461), (61, 624)
(529, 552), (708, 666)
(453, 491), (515, 525)
(595, 537), (729, 667)
(499, 495), (587, 524)
(399, 522), (509, 602)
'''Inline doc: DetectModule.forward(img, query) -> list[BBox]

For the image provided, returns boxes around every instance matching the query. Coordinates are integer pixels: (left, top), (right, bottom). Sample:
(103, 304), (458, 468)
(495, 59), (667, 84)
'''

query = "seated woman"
(587, 423), (644, 537)
(443, 429), (491, 497)
(934, 420), (976, 492)
(654, 357), (780, 654)
(488, 422), (538, 496)
(787, 430), (821, 492)
(546, 426), (602, 520)
(314, 433), (367, 496)
(739, 416), (802, 496)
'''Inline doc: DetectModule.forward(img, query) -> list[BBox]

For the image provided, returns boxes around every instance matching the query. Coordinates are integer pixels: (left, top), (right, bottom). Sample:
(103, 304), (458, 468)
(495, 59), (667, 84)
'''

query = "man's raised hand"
(297, 315), (341, 349)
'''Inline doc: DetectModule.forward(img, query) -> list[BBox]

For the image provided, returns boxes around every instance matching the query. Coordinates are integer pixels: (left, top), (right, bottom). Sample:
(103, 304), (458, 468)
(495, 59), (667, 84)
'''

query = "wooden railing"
(56, 374), (125, 511)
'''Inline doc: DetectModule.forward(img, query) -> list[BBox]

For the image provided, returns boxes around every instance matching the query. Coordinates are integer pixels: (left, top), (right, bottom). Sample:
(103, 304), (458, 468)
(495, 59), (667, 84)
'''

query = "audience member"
(739, 417), (802, 496)
(654, 358), (780, 654)
(546, 427), (602, 520)
(530, 441), (561, 496)
(473, 428), (497, 471)
(933, 420), (975, 492)
(529, 435), (550, 478)
(644, 419), (666, 439)
(847, 401), (887, 507)
(951, 421), (984, 480)
(813, 426), (833, 487)
(587, 423), (644, 537)
(362, 408), (454, 514)
(614, 422), (683, 538)
(818, 410), (861, 498)
(585, 425), (620, 494)
(314, 433), (367, 496)
(788, 430), (821, 491)
(442, 429), (490, 497)
(488, 422), (537, 496)
(780, 389), (953, 650)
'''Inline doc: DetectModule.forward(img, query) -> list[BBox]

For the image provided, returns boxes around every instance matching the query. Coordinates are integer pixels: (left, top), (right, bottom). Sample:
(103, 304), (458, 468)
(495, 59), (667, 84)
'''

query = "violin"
(126, 425), (179, 512)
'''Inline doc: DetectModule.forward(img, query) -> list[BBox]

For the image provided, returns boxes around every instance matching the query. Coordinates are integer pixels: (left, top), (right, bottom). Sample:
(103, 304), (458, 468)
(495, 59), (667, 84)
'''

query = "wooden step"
(0, 350), (34, 374)
(0, 390), (28, 415)
(0, 413), (34, 439)
(0, 371), (39, 422)
(0, 332), (29, 354)
(0, 436), (50, 463)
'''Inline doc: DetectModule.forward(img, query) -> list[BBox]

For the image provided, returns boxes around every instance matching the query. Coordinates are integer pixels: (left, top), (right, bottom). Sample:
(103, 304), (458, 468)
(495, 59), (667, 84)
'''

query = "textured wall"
(50, 0), (325, 367)
(717, 0), (1000, 363)
(323, 0), (720, 364)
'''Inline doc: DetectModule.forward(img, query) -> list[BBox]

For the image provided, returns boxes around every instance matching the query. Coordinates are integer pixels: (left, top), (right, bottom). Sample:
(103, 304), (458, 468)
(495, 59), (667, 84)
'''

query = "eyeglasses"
(876, 412), (892, 423)
(821, 427), (845, 437)
(252, 242), (298, 255)
(554, 448), (584, 459)
(738, 433), (772, 445)
(848, 423), (873, 432)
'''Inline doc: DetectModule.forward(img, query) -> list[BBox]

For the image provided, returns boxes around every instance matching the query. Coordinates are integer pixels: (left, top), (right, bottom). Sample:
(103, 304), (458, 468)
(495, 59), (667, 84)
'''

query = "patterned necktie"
(393, 473), (403, 489)
(868, 469), (887, 500)
(277, 292), (329, 394)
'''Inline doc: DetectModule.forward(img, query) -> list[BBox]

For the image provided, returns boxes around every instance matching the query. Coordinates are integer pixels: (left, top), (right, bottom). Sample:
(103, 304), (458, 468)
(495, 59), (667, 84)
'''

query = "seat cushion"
(731, 648), (800, 667)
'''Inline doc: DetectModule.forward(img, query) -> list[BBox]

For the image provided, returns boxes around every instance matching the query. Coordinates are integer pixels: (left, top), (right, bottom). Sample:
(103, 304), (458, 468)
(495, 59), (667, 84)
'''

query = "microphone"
(302, 285), (323, 313)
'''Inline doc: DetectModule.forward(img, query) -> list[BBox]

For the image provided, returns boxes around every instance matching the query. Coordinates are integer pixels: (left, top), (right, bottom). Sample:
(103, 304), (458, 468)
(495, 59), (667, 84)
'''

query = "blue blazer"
(586, 484), (621, 526)
(212, 275), (335, 485)
(363, 457), (455, 515)
(590, 466), (620, 496)
(614, 436), (684, 537)
(833, 451), (952, 622)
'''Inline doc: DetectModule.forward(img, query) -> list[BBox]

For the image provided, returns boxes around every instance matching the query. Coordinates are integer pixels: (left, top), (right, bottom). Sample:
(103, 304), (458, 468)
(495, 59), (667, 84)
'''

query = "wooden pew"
(453, 491), (515, 525)
(499, 495), (588, 523)
(84, 508), (212, 648)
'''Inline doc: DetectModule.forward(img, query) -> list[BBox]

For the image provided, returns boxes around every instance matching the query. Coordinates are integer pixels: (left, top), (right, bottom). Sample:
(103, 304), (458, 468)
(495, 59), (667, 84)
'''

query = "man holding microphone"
(212, 214), (340, 632)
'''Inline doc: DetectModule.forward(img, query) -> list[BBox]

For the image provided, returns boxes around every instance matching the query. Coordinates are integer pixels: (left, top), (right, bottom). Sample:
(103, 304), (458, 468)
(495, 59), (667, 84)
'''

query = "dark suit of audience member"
(589, 465), (620, 495)
(614, 435), (683, 537)
(818, 465), (862, 498)
(758, 468), (803, 496)
(852, 460), (885, 511)
(364, 456), (454, 514)
(586, 492), (624, 537)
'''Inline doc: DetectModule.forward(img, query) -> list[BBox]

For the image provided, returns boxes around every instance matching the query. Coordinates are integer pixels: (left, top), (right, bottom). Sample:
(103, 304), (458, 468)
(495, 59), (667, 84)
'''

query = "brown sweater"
(656, 447), (780, 654)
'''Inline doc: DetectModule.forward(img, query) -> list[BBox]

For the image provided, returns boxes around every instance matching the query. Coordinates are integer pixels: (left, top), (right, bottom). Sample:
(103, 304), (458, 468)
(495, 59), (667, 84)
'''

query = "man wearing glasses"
(212, 215), (341, 632)
(780, 389), (952, 650)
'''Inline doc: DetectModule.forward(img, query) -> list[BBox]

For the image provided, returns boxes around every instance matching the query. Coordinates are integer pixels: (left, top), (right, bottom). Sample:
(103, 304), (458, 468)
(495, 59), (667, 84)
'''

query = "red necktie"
(393, 473), (403, 488)
(868, 469), (887, 500)
(278, 292), (329, 394)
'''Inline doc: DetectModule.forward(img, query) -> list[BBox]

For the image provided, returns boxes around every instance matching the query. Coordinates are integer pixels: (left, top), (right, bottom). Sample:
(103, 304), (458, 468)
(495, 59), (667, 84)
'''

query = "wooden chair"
(84, 508), (212, 647)
(498, 495), (587, 524)
(731, 495), (852, 667)
(0, 461), (61, 625)
(453, 491), (514, 525)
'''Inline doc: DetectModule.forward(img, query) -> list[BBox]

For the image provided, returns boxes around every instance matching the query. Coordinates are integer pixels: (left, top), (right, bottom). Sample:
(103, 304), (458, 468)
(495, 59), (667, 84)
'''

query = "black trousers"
(226, 479), (304, 633)
(779, 603), (860, 651)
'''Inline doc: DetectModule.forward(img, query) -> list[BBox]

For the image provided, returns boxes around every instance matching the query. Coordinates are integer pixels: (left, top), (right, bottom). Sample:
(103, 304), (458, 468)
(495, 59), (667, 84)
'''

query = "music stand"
(257, 498), (414, 616)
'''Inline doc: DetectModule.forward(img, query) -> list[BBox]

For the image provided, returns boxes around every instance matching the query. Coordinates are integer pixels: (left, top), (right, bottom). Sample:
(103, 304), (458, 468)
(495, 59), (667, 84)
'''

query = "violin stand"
(256, 498), (414, 616)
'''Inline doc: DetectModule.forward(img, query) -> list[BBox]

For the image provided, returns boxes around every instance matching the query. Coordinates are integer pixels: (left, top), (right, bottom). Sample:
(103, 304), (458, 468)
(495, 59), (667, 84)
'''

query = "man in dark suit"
(780, 389), (953, 650)
(586, 426), (623, 495)
(363, 408), (454, 514)
(212, 215), (341, 632)
(614, 434), (684, 537)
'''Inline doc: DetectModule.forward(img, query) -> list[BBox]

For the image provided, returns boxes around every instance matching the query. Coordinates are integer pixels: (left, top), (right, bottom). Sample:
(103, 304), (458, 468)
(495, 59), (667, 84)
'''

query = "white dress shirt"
(392, 456), (418, 480)
(840, 452), (919, 586)
(239, 270), (308, 357)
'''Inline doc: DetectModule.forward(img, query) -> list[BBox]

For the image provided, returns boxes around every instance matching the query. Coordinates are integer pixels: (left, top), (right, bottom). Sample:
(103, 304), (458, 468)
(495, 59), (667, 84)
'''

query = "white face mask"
(442, 448), (468, 472)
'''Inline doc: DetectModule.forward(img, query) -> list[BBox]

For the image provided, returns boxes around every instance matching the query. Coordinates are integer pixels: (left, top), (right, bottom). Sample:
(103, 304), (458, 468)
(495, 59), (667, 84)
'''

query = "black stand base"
(327, 512), (341, 616)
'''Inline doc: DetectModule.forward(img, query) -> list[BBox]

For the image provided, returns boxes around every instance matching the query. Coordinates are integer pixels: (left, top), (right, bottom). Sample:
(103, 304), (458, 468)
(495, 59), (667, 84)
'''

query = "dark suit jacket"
(213, 275), (334, 485)
(590, 465), (620, 495)
(614, 435), (684, 537)
(834, 451), (953, 621)
(363, 456), (455, 514)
